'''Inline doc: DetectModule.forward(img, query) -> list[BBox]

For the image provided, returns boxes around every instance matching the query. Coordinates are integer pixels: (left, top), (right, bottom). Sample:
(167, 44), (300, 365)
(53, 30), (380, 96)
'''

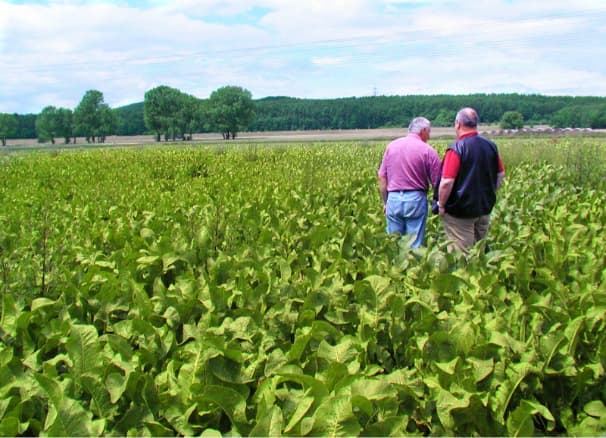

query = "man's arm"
(379, 176), (388, 206)
(497, 171), (505, 190)
(496, 155), (505, 189)
(438, 177), (455, 216)
(437, 149), (459, 216)
(429, 151), (442, 188)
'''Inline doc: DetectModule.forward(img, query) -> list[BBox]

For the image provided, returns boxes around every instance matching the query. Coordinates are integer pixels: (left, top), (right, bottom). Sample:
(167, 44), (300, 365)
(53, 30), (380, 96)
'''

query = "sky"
(1, 0), (606, 114)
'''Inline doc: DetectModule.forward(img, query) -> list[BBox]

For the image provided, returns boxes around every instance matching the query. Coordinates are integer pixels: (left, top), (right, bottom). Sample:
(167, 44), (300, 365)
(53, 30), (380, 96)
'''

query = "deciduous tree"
(176, 93), (200, 140)
(56, 108), (74, 144)
(0, 113), (18, 146)
(36, 106), (72, 144)
(74, 90), (114, 143)
(36, 106), (59, 144)
(500, 111), (525, 130)
(207, 86), (255, 139)
(144, 85), (183, 142)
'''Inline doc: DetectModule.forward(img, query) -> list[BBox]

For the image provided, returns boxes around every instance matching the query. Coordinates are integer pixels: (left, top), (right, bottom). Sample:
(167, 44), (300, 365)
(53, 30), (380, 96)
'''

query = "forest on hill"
(113, 93), (606, 136)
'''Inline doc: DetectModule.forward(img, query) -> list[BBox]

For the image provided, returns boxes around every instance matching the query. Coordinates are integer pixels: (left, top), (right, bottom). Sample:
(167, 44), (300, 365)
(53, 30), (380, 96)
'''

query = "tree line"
(248, 94), (606, 131)
(0, 90), (117, 146)
(2, 90), (606, 145)
(0, 85), (255, 145)
(116, 92), (606, 135)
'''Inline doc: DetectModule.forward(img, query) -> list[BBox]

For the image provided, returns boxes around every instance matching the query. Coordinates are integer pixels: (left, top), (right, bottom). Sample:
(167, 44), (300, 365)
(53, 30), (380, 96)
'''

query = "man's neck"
(457, 128), (478, 139)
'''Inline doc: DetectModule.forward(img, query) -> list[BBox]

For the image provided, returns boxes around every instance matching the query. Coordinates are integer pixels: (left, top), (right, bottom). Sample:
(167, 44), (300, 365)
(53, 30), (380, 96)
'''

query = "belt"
(388, 189), (425, 193)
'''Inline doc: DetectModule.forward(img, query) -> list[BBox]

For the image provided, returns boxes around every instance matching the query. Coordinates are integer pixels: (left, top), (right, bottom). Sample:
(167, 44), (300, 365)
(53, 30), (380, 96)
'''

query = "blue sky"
(1, 0), (606, 113)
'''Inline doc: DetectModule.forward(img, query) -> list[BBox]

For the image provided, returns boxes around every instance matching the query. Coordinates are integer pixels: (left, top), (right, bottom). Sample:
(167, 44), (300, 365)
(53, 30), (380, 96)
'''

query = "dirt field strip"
(4, 127), (464, 147)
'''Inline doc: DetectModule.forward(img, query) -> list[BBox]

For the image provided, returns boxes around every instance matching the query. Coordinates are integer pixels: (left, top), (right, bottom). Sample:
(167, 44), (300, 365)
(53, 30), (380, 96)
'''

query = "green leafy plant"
(1, 138), (605, 435)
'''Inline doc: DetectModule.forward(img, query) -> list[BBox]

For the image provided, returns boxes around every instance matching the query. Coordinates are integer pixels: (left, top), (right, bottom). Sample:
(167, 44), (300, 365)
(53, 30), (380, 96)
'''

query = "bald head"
(455, 108), (479, 128)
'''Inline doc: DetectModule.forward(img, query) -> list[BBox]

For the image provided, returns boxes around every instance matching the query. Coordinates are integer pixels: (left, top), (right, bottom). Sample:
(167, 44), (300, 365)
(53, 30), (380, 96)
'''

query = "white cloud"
(311, 56), (352, 66)
(1, 0), (606, 113)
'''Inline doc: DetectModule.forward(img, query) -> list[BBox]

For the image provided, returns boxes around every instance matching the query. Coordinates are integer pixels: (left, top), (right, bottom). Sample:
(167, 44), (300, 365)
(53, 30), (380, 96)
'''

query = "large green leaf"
(563, 316), (585, 357)
(467, 357), (494, 383)
(492, 362), (536, 422)
(30, 297), (59, 312)
(176, 339), (220, 401)
(105, 372), (128, 404)
(80, 375), (116, 419)
(350, 377), (397, 401)
(288, 326), (312, 362)
(317, 337), (359, 365)
(66, 324), (102, 378)
(283, 395), (314, 433)
(435, 388), (471, 431)
(584, 400), (606, 418)
(275, 372), (330, 403)
(249, 405), (283, 437)
(488, 331), (526, 354)
(198, 384), (248, 429)
(164, 403), (197, 436)
(449, 321), (477, 355)
(34, 373), (105, 436)
(310, 395), (361, 437)
(0, 294), (18, 339)
(362, 415), (409, 437)
(0, 416), (26, 437)
(506, 399), (555, 436)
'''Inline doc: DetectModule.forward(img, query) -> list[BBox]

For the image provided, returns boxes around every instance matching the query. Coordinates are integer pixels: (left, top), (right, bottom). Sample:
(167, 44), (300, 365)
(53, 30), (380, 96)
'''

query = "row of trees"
(0, 114), (36, 143)
(0, 85), (255, 145)
(143, 85), (255, 141)
(0, 90), (117, 146)
(36, 90), (117, 144)
(2, 91), (606, 146)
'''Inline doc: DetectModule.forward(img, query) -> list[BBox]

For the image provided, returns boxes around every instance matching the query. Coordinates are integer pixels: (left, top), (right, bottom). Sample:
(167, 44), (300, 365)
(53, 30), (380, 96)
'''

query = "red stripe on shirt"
(442, 133), (505, 179)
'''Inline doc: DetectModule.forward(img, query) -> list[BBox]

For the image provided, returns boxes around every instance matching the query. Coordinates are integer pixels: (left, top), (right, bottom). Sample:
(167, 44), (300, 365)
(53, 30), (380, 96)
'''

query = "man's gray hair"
(408, 117), (431, 134)
(455, 108), (479, 127)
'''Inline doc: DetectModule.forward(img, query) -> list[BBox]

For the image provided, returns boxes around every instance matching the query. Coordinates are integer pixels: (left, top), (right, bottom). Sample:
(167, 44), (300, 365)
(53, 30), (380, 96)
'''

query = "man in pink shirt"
(378, 117), (441, 248)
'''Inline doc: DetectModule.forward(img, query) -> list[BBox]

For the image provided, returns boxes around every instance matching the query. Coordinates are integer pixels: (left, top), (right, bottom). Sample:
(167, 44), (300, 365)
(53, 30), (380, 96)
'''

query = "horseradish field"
(1, 136), (605, 436)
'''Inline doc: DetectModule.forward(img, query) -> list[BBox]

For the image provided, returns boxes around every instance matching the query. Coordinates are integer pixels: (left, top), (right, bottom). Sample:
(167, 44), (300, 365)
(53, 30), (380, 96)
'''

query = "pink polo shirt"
(378, 133), (441, 192)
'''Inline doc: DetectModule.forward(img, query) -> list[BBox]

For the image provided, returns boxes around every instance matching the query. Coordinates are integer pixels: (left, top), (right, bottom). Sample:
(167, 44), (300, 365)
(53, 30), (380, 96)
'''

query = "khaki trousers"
(442, 213), (491, 253)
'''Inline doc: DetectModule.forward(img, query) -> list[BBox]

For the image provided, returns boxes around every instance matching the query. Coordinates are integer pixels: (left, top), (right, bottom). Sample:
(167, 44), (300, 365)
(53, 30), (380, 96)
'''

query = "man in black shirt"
(437, 108), (505, 253)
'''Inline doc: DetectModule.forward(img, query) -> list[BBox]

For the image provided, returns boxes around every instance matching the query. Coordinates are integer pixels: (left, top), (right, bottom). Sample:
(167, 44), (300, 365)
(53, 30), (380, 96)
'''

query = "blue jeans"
(385, 191), (428, 248)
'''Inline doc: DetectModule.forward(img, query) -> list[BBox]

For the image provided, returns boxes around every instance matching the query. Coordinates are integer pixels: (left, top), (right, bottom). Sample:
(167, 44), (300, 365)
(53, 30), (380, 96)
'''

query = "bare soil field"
(4, 125), (601, 148)
(4, 127), (460, 148)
